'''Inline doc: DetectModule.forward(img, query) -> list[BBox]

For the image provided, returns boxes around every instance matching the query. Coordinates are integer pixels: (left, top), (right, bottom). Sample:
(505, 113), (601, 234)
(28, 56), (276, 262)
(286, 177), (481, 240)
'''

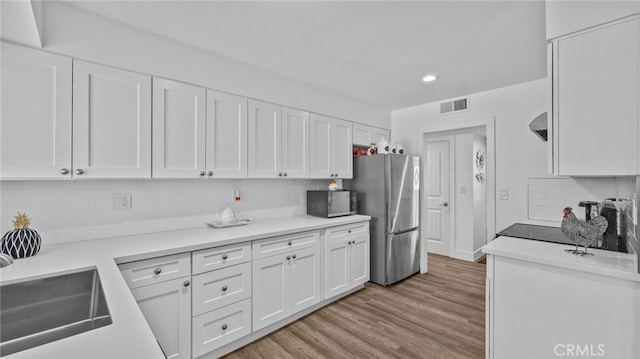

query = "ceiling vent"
(440, 98), (468, 114)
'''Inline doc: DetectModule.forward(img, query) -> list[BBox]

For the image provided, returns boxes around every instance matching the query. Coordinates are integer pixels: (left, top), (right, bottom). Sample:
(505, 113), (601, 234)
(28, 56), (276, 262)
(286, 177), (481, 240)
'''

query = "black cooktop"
(496, 223), (576, 246)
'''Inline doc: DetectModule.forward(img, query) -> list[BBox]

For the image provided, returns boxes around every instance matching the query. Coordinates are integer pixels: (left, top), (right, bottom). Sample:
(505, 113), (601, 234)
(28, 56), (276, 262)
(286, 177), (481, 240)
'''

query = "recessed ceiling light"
(422, 74), (439, 82)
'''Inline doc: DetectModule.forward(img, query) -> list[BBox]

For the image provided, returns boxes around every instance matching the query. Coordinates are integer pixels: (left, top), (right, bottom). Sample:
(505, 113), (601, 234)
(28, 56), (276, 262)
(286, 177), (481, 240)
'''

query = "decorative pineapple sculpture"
(1, 212), (41, 258)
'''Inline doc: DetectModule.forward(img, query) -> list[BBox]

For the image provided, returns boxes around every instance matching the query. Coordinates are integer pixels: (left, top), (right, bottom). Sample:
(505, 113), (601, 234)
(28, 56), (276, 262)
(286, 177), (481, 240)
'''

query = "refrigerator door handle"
(389, 227), (419, 236)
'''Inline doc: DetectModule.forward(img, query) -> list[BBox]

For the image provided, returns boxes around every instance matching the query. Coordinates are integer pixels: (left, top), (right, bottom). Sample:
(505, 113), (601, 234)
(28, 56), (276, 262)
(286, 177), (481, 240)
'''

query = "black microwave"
(307, 190), (357, 218)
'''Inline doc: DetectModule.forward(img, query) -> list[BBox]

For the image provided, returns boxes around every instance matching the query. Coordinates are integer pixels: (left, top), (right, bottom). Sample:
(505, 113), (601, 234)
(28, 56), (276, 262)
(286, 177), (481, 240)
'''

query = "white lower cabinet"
(120, 222), (369, 358)
(252, 244), (321, 331)
(131, 277), (192, 359)
(325, 222), (370, 299)
(192, 298), (252, 358)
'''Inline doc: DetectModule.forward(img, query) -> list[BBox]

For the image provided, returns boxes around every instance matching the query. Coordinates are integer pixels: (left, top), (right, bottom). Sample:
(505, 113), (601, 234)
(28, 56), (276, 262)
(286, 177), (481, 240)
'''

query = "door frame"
(424, 136), (455, 258)
(419, 116), (496, 273)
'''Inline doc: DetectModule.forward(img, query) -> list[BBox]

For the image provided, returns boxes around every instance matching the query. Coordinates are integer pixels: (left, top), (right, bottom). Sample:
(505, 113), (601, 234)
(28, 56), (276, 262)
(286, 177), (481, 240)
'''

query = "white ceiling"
(63, 1), (548, 110)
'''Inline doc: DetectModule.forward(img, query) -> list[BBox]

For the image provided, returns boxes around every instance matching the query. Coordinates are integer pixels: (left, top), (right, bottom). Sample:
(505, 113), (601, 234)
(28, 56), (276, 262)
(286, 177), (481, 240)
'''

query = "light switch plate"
(499, 189), (509, 200)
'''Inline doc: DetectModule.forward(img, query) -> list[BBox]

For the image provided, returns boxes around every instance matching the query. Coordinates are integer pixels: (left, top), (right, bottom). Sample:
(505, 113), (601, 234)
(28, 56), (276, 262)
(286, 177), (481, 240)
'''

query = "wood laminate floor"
(224, 254), (486, 359)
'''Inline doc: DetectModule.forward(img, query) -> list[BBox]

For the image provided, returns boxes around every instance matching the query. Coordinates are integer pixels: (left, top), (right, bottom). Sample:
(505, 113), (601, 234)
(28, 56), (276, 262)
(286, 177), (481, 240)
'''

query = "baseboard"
(452, 248), (484, 262)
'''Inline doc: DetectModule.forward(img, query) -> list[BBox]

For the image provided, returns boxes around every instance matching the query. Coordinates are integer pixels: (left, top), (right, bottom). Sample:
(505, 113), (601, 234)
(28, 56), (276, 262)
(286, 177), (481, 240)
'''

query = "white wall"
(473, 135), (487, 251)
(0, 179), (330, 246)
(34, 1), (390, 128)
(392, 79), (548, 233)
(453, 133), (474, 256)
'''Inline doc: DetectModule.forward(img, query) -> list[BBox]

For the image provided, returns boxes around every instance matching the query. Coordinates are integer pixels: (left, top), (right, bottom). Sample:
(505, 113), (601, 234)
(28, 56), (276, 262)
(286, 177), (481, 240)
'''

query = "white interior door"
(425, 139), (452, 256)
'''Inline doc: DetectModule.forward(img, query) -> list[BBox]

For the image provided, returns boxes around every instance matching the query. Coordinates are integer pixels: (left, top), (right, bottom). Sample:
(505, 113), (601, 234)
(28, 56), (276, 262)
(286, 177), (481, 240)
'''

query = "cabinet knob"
(334, 174), (339, 178)
(348, 230), (352, 233)
(329, 174), (334, 178)
(153, 268), (162, 275)
(292, 254), (296, 259)
(208, 171), (213, 177)
(283, 172), (287, 177)
(183, 280), (190, 287)
(278, 172), (283, 177)
(222, 324), (228, 331)
(199, 171), (205, 177)
(286, 255), (291, 260)
(75, 169), (84, 175)
(222, 254), (228, 260)
(287, 241), (292, 246)
(60, 168), (70, 175)
(222, 285), (228, 292)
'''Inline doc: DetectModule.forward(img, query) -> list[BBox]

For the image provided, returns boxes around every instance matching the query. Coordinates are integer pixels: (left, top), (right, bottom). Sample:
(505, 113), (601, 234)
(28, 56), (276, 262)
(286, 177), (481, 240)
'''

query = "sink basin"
(0, 269), (112, 356)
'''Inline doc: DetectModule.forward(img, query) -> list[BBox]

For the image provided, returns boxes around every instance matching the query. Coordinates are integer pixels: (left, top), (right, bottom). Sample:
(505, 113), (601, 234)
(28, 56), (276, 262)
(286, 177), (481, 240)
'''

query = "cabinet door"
(206, 90), (248, 178)
(309, 113), (333, 178)
(248, 100), (282, 178)
(554, 18), (638, 176)
(352, 123), (373, 146)
(324, 231), (350, 299)
(349, 228), (370, 287)
(332, 118), (353, 179)
(132, 277), (191, 359)
(1, 44), (72, 179)
(281, 107), (310, 178)
(372, 127), (390, 145)
(289, 246), (321, 313)
(153, 78), (206, 178)
(73, 61), (151, 178)
(252, 254), (289, 330)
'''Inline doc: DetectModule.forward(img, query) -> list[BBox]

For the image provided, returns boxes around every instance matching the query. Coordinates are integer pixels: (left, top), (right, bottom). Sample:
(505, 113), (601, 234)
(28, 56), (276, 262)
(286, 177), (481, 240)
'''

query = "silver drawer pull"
(292, 254), (297, 259)
(287, 241), (292, 246)
(222, 285), (228, 292)
(153, 268), (162, 275)
(221, 324), (228, 330)
(286, 255), (291, 260)
(183, 280), (190, 287)
(60, 168), (70, 175)
(221, 254), (228, 260)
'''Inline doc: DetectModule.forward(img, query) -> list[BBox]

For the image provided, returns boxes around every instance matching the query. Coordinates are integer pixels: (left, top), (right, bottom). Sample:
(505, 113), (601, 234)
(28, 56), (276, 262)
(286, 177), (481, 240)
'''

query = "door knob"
(440, 202), (449, 207)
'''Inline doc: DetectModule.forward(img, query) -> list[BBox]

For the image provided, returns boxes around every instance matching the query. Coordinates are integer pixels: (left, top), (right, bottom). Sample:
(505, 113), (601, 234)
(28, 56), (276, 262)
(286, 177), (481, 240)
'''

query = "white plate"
(206, 219), (251, 228)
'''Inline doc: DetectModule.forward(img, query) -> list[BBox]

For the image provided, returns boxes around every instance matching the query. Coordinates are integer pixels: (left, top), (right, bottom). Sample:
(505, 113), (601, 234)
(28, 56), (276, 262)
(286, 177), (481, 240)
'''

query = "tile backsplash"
(0, 179), (330, 246)
(528, 178), (620, 222)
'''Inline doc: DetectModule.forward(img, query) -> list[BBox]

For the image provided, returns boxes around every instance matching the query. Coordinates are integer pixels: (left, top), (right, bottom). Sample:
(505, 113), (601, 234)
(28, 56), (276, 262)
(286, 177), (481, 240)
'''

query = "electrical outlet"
(112, 193), (132, 210)
(499, 189), (509, 200)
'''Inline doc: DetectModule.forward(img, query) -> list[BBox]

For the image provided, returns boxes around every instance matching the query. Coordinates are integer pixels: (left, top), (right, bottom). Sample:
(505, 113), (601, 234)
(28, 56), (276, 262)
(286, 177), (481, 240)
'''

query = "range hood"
(529, 112), (548, 142)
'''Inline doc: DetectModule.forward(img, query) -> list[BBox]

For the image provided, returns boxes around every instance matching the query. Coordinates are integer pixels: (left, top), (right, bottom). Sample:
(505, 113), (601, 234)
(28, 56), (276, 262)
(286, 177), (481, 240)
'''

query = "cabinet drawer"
(252, 230), (320, 259)
(192, 242), (251, 275)
(119, 253), (190, 289)
(192, 298), (251, 357)
(192, 262), (251, 316)
(326, 222), (369, 240)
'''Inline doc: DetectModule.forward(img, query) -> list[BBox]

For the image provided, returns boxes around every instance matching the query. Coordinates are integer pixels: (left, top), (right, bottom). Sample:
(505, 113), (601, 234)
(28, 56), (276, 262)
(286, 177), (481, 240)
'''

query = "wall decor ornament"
(475, 149), (485, 171)
(1, 212), (41, 258)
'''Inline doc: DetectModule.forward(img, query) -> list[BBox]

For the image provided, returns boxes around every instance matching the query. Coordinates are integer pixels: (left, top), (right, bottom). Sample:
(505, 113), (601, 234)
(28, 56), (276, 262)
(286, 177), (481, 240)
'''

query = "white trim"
(452, 248), (485, 262)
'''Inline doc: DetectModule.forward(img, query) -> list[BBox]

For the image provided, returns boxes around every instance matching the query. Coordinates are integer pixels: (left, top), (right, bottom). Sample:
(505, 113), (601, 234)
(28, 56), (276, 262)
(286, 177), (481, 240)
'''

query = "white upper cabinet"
(281, 107), (310, 178)
(206, 90), (248, 178)
(153, 78), (206, 178)
(309, 114), (353, 179)
(545, 0), (639, 39)
(73, 61), (152, 178)
(550, 17), (638, 176)
(248, 100), (282, 178)
(352, 123), (390, 147)
(1, 43), (72, 179)
(372, 127), (390, 145)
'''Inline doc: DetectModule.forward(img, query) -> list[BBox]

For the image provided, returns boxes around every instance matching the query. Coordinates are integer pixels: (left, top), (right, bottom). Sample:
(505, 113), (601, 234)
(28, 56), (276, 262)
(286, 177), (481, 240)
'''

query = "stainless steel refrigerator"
(351, 154), (420, 285)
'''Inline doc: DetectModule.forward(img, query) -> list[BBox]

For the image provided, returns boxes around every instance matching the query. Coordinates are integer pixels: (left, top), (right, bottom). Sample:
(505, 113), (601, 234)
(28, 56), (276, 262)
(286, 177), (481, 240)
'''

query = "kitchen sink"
(0, 268), (112, 356)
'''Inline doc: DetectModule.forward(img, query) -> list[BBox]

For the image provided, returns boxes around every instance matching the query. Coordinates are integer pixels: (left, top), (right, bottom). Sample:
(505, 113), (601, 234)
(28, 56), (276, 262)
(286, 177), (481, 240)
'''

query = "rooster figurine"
(561, 207), (608, 256)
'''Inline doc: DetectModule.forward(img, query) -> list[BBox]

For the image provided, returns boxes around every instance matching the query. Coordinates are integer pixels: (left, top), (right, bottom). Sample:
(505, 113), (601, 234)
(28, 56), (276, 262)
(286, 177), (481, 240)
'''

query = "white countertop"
(483, 236), (640, 283)
(0, 214), (370, 358)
